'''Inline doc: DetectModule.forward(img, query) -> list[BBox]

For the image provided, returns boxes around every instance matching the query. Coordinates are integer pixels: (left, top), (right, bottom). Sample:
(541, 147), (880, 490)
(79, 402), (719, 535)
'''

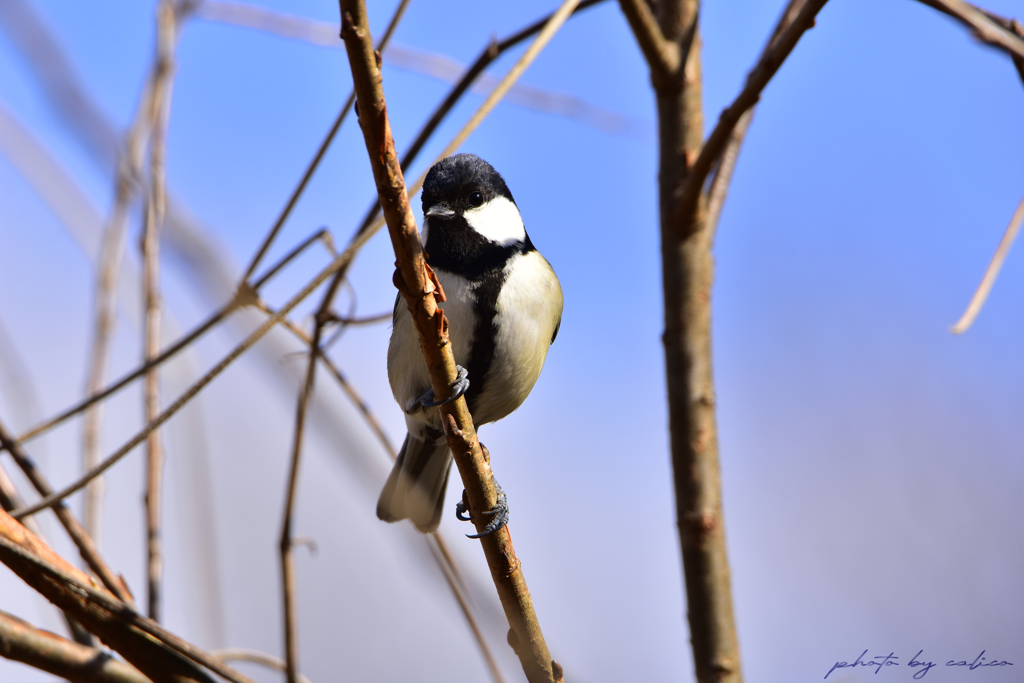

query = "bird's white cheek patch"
(464, 196), (526, 246)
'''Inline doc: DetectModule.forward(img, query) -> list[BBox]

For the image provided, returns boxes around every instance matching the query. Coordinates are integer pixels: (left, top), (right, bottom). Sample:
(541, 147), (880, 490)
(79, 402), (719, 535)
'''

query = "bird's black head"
(421, 154), (534, 278)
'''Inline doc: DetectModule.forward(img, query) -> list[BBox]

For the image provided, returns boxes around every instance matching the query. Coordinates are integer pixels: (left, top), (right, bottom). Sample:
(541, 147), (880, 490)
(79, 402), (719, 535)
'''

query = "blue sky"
(1, 1), (1023, 681)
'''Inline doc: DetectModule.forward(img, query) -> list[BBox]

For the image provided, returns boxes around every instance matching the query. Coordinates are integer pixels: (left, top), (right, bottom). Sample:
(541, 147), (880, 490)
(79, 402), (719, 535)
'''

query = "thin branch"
(705, 0), (811, 238)
(142, 0), (179, 624)
(14, 222), (336, 447)
(0, 417), (133, 605)
(915, 0), (1024, 61)
(617, 0), (680, 86)
(704, 109), (752, 241)
(212, 649), (311, 683)
(0, 609), (152, 683)
(279, 325), (319, 683)
(351, 0), (608, 236)
(0, 507), (239, 683)
(80, 46), (160, 554)
(8, 226), (381, 520)
(276, 2), (413, 679)
(951, 190), (1024, 333)
(237, 0), (409, 282)
(670, 0), (829, 236)
(338, 1), (578, 680)
(425, 534), (507, 683)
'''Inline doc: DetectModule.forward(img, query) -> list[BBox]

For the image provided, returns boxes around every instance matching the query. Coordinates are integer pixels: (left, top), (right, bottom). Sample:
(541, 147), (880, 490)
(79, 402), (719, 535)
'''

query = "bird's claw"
(455, 480), (508, 538)
(419, 365), (470, 408)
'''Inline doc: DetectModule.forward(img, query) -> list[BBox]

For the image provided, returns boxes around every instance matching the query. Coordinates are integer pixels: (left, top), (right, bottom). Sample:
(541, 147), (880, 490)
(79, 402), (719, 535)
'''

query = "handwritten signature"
(825, 650), (1014, 680)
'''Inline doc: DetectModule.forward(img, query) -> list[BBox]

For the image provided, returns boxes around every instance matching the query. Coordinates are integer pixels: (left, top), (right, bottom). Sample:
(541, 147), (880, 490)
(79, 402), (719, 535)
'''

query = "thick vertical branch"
(657, 6), (742, 683)
(621, 0), (742, 680)
(337, 1), (574, 680)
(142, 0), (178, 624)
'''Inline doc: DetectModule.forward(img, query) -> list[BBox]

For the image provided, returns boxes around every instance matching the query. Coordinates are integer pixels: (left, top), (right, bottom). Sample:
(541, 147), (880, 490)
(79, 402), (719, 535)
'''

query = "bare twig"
(0, 417), (133, 605)
(915, 0), (1024, 61)
(276, 1), (412, 678)
(704, 109), (752, 241)
(425, 534), (507, 683)
(141, 0), (180, 624)
(951, 190), (1024, 333)
(0, 609), (151, 683)
(80, 59), (158, 553)
(351, 0), (608, 235)
(670, 0), (828, 235)
(212, 649), (311, 683)
(238, 0), (409, 281)
(9, 226), (380, 520)
(13, 223), (337, 448)
(338, 1), (578, 680)
(705, 0), (809, 238)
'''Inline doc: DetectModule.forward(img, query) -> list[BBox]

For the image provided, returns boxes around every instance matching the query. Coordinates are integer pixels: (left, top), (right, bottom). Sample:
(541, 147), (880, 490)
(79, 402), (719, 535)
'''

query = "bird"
(377, 153), (563, 534)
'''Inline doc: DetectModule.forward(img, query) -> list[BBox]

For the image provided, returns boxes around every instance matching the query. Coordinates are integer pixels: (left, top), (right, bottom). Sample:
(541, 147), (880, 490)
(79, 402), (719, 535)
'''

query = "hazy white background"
(1, 0), (1022, 681)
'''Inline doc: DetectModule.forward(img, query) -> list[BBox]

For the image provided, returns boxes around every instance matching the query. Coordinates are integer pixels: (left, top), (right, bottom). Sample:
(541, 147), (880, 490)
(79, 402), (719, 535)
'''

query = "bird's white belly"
(387, 269), (476, 435)
(474, 251), (563, 425)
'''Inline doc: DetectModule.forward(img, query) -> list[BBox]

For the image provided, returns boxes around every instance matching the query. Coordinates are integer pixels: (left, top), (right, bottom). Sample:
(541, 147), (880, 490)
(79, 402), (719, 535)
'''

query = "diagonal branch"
(950, 190), (1024, 333)
(8, 226), (381, 520)
(0, 507), (242, 683)
(0, 609), (151, 683)
(337, 1), (579, 681)
(915, 0), (1024, 62)
(0, 417), (133, 605)
(670, 0), (829, 235)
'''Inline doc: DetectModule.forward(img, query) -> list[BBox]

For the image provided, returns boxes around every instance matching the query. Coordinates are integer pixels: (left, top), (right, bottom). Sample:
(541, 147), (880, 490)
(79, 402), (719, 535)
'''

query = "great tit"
(377, 154), (563, 534)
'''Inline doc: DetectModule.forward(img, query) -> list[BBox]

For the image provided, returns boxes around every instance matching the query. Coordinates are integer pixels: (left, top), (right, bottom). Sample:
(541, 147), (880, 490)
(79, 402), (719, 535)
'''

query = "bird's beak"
(425, 203), (455, 218)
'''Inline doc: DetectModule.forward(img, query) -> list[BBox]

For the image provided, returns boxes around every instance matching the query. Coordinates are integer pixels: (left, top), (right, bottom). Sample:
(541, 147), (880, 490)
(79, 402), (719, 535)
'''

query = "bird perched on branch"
(378, 154), (563, 535)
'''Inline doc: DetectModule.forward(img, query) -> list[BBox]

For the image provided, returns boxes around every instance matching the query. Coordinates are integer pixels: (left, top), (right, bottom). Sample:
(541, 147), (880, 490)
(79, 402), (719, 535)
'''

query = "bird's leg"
(417, 365), (469, 408)
(455, 477), (508, 538)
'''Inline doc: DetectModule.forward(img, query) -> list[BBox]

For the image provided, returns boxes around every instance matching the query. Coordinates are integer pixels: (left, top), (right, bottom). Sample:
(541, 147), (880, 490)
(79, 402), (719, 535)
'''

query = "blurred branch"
(0, 609), (151, 683)
(0, 417), (133, 605)
(8, 225), (381, 520)
(212, 649), (311, 683)
(13, 224), (335, 447)
(0, 0), (119, 170)
(951, 190), (1024, 333)
(192, 0), (631, 143)
(0, 507), (248, 683)
(915, 0), (1024, 65)
(142, 0), (181, 624)
(337, 0), (579, 680)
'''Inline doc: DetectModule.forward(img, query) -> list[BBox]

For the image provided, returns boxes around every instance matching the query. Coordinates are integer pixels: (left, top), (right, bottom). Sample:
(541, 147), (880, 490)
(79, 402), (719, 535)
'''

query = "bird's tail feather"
(376, 433), (453, 533)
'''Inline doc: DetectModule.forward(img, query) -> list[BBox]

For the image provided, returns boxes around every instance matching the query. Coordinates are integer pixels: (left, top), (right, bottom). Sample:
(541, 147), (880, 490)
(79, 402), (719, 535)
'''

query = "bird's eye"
(468, 191), (484, 208)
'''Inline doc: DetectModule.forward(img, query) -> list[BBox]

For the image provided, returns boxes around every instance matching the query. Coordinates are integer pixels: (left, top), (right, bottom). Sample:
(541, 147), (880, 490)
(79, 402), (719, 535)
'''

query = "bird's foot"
(418, 365), (470, 408)
(455, 479), (508, 538)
